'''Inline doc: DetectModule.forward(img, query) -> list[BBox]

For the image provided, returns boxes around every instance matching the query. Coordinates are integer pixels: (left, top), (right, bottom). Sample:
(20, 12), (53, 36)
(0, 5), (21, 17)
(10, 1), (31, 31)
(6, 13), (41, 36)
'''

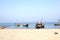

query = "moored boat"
(35, 22), (44, 29)
(23, 24), (29, 28)
(54, 24), (60, 26)
(0, 26), (8, 29)
(15, 23), (20, 27)
(54, 20), (60, 26)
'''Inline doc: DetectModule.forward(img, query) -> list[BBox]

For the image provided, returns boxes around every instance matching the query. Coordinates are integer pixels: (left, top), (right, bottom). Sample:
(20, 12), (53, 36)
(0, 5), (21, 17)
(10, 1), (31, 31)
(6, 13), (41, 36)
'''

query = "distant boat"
(54, 20), (60, 26)
(15, 23), (20, 27)
(35, 22), (44, 29)
(0, 26), (8, 29)
(23, 24), (29, 28)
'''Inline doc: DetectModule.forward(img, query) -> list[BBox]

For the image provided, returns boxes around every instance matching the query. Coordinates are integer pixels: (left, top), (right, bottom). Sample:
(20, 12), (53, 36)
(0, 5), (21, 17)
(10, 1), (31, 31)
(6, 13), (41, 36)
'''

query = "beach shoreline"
(0, 29), (60, 40)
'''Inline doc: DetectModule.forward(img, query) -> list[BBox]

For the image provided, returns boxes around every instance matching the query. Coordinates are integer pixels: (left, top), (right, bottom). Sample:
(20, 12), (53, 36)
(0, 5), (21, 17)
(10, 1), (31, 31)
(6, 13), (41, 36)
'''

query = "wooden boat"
(54, 20), (60, 26)
(35, 22), (44, 29)
(23, 24), (29, 28)
(15, 23), (20, 27)
(0, 26), (7, 29)
(54, 24), (60, 26)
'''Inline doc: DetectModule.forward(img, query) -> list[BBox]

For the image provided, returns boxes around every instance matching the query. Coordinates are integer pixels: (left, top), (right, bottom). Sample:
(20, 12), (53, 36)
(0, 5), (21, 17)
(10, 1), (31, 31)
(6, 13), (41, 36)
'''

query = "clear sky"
(0, 0), (60, 23)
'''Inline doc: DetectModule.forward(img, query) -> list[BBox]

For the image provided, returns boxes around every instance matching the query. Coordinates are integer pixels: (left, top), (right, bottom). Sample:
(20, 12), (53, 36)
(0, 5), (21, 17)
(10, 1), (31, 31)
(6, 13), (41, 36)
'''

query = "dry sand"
(0, 29), (60, 40)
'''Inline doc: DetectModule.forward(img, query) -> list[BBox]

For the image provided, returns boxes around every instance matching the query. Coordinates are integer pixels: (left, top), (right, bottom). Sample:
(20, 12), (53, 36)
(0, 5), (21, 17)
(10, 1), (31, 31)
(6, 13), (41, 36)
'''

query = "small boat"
(15, 23), (20, 27)
(23, 24), (29, 28)
(54, 20), (60, 26)
(35, 22), (44, 29)
(0, 26), (8, 29)
(54, 24), (60, 26)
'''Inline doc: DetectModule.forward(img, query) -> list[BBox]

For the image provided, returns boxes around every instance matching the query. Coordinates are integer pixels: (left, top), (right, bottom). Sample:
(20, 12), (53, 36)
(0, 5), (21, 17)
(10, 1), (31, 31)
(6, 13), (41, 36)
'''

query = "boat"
(35, 22), (44, 29)
(54, 24), (60, 26)
(54, 20), (60, 26)
(23, 24), (29, 28)
(0, 26), (8, 29)
(15, 23), (20, 27)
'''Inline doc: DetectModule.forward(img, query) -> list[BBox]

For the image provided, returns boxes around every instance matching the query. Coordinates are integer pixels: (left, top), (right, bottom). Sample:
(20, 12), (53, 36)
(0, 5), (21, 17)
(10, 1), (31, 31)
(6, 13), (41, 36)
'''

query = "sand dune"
(0, 29), (60, 40)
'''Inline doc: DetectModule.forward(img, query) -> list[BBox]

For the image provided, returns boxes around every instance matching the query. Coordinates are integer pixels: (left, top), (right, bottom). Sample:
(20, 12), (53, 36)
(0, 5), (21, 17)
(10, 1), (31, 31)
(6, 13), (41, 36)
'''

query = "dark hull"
(23, 24), (29, 28)
(54, 24), (60, 26)
(35, 25), (44, 29)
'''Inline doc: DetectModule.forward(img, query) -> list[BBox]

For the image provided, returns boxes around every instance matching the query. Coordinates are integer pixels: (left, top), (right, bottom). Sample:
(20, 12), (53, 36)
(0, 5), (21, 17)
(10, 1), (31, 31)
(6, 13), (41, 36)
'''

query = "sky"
(0, 0), (60, 23)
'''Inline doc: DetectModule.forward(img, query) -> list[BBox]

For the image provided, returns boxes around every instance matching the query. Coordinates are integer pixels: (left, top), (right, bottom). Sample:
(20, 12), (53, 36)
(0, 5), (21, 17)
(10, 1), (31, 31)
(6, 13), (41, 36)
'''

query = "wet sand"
(0, 29), (60, 40)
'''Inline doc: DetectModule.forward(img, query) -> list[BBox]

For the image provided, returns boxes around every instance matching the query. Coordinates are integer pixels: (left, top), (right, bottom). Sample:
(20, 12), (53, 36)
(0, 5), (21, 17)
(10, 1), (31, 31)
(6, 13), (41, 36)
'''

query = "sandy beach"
(0, 29), (60, 40)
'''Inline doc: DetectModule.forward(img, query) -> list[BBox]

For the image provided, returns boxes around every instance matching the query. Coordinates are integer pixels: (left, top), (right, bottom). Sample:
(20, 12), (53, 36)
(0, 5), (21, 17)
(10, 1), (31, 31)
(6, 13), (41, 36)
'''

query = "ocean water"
(0, 22), (60, 29)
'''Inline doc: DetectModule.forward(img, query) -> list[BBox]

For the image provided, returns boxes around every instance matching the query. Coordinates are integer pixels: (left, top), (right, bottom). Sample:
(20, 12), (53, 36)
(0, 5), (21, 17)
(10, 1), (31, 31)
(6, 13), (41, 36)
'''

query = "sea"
(0, 22), (60, 29)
